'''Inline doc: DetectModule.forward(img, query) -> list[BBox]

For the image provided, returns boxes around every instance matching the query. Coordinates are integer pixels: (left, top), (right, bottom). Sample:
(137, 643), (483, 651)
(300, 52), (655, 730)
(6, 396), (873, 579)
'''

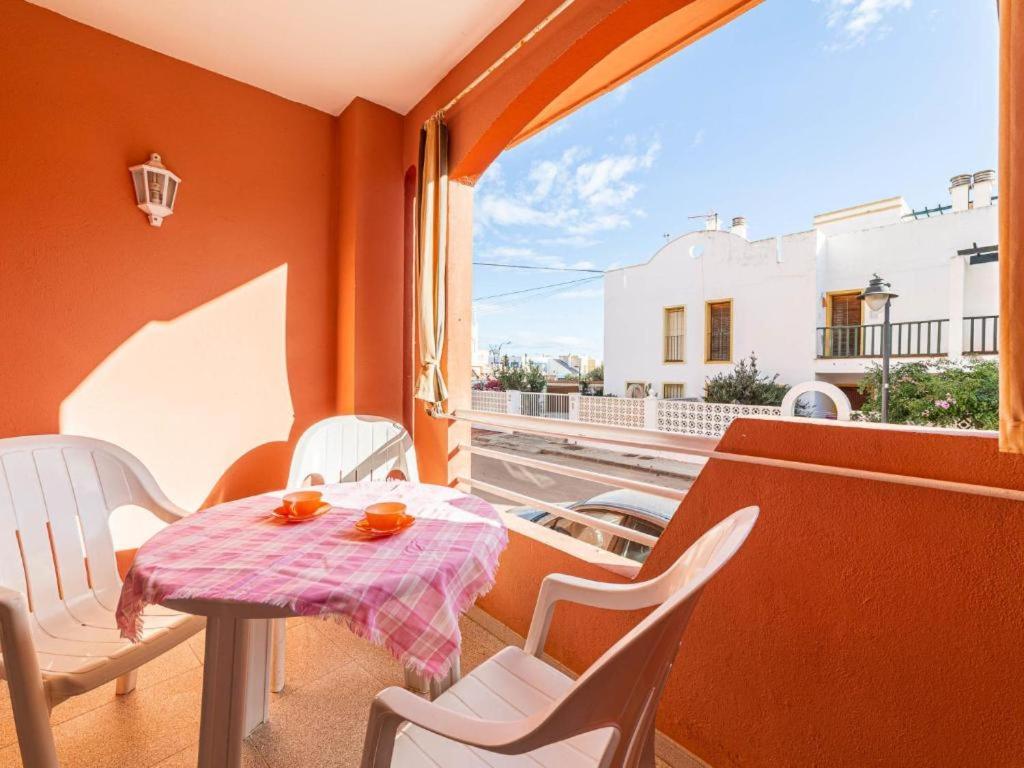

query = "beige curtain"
(1000, 0), (1023, 452)
(415, 115), (450, 414)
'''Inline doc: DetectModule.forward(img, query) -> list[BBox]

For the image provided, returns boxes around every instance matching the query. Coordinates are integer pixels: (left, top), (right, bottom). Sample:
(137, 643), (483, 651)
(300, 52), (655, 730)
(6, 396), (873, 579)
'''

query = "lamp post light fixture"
(858, 274), (899, 422)
(129, 153), (180, 227)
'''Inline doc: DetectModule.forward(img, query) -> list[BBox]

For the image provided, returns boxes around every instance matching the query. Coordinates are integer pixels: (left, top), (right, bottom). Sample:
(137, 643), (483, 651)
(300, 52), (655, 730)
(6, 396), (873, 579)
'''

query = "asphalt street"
(468, 428), (700, 509)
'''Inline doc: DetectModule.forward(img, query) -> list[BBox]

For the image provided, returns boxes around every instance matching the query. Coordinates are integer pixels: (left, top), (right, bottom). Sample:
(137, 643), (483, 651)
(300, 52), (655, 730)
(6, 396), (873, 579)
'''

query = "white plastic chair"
(288, 415), (418, 488)
(360, 505), (759, 768)
(271, 415), (418, 692)
(0, 435), (204, 768)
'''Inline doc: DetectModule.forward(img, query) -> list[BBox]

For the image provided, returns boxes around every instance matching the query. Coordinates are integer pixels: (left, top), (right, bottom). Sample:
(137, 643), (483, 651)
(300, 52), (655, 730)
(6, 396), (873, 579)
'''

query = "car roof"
(570, 489), (680, 523)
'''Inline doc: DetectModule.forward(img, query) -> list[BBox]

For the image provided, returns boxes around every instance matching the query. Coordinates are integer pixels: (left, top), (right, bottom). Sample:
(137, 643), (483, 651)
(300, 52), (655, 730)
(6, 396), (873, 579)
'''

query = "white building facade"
(603, 172), (999, 410)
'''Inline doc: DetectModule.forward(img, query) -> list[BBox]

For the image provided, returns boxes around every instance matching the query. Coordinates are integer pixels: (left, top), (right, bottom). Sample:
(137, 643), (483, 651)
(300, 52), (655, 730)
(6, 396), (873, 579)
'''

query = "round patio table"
(116, 481), (507, 768)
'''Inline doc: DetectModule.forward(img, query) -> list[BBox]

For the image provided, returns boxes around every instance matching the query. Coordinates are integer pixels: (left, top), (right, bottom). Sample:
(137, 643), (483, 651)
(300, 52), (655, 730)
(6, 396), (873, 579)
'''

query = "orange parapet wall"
(480, 419), (1024, 767)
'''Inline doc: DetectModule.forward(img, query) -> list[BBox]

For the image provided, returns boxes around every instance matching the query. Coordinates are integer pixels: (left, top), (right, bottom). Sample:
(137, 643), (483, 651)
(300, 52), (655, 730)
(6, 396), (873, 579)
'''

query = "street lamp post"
(859, 274), (899, 423)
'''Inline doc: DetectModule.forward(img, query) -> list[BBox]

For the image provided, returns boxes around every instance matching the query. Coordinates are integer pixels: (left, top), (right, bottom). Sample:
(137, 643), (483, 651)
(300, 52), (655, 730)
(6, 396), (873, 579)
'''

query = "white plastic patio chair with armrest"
(0, 435), (205, 768)
(360, 505), (759, 768)
(272, 415), (419, 692)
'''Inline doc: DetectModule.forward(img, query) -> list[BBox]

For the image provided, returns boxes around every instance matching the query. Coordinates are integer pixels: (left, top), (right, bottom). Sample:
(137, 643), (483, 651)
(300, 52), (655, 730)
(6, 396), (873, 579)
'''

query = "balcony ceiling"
(27, 0), (523, 115)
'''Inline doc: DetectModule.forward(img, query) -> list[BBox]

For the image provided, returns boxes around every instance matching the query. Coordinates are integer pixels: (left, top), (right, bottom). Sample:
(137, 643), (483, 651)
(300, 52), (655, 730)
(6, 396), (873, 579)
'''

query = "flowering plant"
(858, 359), (998, 429)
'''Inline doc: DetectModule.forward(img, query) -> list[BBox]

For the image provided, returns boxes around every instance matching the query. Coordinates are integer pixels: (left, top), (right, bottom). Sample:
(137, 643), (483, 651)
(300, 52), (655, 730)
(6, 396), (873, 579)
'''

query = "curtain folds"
(1000, 0), (1023, 452)
(415, 115), (450, 414)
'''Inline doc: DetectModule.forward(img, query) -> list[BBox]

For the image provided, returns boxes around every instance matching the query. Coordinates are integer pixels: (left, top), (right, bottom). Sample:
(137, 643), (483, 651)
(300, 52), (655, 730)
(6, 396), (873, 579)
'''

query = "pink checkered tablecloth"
(116, 481), (507, 679)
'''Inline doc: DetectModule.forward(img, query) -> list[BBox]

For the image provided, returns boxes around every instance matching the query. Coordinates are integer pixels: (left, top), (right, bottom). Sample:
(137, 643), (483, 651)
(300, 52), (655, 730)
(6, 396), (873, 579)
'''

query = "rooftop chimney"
(950, 173), (972, 212)
(730, 216), (748, 239)
(705, 213), (720, 231)
(972, 169), (995, 207)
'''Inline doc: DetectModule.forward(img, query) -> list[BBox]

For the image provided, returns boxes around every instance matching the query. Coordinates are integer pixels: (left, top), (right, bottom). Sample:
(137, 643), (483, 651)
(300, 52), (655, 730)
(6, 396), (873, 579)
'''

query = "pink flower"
(935, 399), (950, 410)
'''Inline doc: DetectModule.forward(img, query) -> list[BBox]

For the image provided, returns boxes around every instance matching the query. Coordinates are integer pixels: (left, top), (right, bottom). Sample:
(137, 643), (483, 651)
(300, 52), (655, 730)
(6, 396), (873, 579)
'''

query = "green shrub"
(704, 354), (789, 406)
(857, 359), (999, 429)
(493, 357), (547, 393)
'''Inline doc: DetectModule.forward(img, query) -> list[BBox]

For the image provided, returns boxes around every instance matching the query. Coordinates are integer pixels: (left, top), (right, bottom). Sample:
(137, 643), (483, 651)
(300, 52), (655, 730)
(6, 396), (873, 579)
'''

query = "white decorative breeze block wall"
(657, 400), (782, 438)
(472, 390), (784, 438)
(471, 390), (509, 414)
(577, 395), (647, 429)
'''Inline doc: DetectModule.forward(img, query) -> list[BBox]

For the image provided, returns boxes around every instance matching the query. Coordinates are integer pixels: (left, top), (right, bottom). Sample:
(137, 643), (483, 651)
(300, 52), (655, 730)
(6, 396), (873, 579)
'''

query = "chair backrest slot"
(44, 521), (65, 601)
(67, 448), (122, 595)
(13, 529), (34, 614)
(2, 450), (63, 614)
(34, 448), (92, 603)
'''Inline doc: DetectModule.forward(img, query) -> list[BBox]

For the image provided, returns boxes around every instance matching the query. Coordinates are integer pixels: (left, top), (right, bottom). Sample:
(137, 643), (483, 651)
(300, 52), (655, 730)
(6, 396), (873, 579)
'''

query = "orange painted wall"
(336, 98), (406, 424)
(0, 1), (338, 506)
(480, 420), (1024, 767)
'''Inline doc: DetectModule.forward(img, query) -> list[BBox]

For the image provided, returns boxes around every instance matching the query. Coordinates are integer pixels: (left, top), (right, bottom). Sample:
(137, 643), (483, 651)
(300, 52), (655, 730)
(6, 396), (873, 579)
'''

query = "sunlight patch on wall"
(61, 265), (294, 525)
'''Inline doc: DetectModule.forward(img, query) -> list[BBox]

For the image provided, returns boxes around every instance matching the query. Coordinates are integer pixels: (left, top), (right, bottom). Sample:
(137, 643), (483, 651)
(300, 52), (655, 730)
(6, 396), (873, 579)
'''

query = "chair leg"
(270, 618), (286, 693)
(7, 676), (58, 768)
(0, 591), (59, 767)
(115, 668), (138, 695)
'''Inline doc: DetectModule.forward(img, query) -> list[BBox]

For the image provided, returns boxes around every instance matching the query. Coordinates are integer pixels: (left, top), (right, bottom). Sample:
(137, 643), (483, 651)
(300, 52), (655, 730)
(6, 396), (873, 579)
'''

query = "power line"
(473, 261), (604, 274)
(479, 279), (603, 309)
(473, 275), (602, 302)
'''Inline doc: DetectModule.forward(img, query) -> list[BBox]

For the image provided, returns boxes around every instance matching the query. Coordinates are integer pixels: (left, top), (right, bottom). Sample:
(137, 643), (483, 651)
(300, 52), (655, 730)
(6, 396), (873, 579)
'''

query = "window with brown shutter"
(705, 300), (733, 362)
(663, 306), (685, 362)
(827, 291), (863, 357)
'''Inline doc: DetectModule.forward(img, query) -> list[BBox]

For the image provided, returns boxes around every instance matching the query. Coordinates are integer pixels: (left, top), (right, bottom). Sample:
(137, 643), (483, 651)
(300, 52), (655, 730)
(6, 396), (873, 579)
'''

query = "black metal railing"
(964, 315), (998, 354)
(816, 319), (949, 358)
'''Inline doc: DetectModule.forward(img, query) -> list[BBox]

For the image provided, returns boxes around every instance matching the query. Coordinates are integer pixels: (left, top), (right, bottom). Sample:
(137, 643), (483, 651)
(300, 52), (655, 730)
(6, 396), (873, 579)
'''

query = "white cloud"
(821, 0), (912, 49)
(527, 160), (560, 201)
(576, 156), (640, 206)
(490, 246), (534, 257)
(477, 196), (551, 227)
(537, 235), (599, 248)
(690, 128), (705, 148)
(476, 247), (599, 273)
(610, 81), (634, 105)
(566, 212), (631, 235)
(504, 331), (598, 354)
(473, 302), (511, 317)
(475, 137), (660, 238)
(555, 286), (604, 300)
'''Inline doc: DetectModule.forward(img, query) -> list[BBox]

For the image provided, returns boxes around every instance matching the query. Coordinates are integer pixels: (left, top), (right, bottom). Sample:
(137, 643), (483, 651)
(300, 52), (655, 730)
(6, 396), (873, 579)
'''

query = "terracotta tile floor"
(0, 614), (677, 767)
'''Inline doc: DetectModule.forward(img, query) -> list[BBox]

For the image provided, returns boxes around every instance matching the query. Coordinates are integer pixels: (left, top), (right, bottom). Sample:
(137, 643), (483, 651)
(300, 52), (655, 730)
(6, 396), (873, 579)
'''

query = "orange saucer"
(354, 514), (415, 537)
(270, 503), (331, 523)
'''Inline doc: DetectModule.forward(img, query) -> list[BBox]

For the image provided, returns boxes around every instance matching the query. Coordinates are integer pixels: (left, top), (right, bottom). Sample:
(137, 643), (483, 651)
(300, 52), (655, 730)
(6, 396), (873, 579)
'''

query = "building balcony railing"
(964, 314), (999, 354)
(816, 316), (998, 359)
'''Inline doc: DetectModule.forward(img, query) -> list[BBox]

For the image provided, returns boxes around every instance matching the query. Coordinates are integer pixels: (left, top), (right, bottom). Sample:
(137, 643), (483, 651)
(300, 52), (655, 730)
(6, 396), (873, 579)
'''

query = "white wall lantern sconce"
(129, 153), (180, 227)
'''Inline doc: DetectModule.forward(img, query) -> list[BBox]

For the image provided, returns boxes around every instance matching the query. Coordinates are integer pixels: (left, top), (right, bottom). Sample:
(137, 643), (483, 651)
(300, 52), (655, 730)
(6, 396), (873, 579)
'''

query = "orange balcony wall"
(478, 419), (1024, 767)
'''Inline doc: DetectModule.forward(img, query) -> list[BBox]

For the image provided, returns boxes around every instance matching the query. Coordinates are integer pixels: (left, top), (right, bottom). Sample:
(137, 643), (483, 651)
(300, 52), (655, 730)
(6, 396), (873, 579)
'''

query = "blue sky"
(471, 0), (998, 360)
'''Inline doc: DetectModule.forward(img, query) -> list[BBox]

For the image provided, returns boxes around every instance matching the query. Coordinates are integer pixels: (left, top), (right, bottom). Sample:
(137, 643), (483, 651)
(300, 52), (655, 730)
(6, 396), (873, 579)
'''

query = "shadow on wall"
(60, 265), (294, 514)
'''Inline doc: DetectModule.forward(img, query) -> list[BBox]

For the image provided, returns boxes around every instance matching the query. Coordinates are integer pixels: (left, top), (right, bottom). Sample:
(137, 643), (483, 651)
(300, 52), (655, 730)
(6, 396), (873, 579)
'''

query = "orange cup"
(283, 490), (323, 518)
(363, 502), (406, 531)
